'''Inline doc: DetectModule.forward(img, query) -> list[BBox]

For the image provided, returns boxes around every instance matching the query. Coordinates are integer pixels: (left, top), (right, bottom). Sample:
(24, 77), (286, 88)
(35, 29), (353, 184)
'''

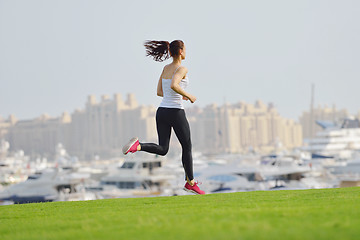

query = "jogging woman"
(122, 40), (205, 195)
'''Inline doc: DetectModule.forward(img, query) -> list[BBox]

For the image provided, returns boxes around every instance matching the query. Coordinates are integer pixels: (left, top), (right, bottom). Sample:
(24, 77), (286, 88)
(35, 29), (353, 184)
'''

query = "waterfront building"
(7, 113), (70, 158)
(189, 100), (302, 154)
(66, 93), (157, 159)
(0, 115), (17, 140)
(6, 94), (157, 160)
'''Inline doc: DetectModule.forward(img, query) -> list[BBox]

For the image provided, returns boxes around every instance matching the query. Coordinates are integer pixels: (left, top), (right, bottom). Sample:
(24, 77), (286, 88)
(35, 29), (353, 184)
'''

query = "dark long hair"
(144, 40), (184, 62)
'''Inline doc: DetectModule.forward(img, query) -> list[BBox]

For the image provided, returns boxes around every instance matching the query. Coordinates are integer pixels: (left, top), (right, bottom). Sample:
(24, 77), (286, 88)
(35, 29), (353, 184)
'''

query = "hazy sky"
(1, 0), (359, 120)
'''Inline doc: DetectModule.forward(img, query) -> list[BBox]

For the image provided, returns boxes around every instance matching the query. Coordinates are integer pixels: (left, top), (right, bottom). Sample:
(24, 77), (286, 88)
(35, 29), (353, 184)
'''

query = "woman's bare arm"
(170, 67), (196, 103)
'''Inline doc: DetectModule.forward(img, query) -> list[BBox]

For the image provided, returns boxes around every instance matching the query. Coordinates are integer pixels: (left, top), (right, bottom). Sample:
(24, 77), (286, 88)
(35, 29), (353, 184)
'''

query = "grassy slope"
(0, 187), (359, 240)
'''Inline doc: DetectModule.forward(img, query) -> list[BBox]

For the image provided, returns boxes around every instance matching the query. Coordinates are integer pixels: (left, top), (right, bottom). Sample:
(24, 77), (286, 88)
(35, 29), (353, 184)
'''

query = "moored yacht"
(0, 168), (98, 204)
(303, 118), (360, 160)
(94, 157), (175, 198)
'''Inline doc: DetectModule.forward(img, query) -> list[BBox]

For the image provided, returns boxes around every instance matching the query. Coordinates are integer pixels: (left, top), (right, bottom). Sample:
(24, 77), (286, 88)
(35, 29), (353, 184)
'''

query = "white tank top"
(159, 66), (189, 109)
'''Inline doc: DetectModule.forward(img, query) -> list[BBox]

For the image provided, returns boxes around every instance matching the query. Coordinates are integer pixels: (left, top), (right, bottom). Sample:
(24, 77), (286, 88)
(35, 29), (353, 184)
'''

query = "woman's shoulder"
(162, 64), (188, 74)
(162, 64), (169, 71)
(178, 65), (188, 74)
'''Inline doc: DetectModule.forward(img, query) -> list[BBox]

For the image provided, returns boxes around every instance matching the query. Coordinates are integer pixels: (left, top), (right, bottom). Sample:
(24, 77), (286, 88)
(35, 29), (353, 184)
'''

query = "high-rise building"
(189, 100), (302, 154)
(7, 113), (71, 158)
(6, 94), (157, 159)
(0, 115), (17, 140)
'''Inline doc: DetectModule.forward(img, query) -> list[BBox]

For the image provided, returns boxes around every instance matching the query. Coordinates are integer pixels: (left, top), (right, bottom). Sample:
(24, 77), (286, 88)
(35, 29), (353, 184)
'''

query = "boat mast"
(310, 84), (315, 139)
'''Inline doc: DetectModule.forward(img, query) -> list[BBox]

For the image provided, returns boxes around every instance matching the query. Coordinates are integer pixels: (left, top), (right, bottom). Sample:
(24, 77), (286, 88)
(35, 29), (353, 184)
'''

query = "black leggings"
(140, 107), (194, 181)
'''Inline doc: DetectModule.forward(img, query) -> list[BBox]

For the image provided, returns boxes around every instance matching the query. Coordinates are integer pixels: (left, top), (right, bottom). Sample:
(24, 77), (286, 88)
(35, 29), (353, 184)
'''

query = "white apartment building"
(189, 100), (302, 154)
(6, 94), (157, 159)
(0, 115), (16, 140)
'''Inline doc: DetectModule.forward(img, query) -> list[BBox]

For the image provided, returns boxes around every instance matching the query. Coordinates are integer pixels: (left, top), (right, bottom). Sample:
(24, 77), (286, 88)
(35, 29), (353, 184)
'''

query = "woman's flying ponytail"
(144, 40), (184, 62)
(144, 40), (170, 62)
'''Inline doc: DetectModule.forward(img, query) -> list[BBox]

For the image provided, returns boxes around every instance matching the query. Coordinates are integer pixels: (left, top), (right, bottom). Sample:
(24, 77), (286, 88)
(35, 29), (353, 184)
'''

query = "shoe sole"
(122, 137), (138, 155)
(183, 187), (203, 195)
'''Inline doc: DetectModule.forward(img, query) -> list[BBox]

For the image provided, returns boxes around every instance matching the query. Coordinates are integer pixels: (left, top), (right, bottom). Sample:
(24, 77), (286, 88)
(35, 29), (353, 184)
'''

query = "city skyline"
(1, 1), (360, 120)
(0, 92), (355, 123)
(1, 92), (355, 159)
(2, 93), (302, 159)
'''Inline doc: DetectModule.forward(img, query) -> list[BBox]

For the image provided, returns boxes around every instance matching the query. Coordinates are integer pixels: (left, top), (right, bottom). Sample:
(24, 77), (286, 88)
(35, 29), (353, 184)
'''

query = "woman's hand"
(183, 96), (189, 101)
(188, 94), (197, 103)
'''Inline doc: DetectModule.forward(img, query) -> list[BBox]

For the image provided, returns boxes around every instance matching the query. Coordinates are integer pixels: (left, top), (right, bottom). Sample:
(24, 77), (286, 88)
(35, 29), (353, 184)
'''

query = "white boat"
(324, 158), (360, 179)
(0, 168), (98, 204)
(191, 154), (318, 192)
(303, 118), (360, 160)
(94, 157), (175, 198)
(0, 143), (31, 186)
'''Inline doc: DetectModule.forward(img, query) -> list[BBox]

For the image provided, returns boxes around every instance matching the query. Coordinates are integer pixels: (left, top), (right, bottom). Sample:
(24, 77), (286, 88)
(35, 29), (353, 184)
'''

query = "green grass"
(0, 187), (359, 240)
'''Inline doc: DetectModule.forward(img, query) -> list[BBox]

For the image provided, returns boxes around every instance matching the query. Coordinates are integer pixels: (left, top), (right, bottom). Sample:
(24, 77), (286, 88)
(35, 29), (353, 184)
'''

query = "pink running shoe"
(122, 137), (140, 155)
(183, 182), (205, 195)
